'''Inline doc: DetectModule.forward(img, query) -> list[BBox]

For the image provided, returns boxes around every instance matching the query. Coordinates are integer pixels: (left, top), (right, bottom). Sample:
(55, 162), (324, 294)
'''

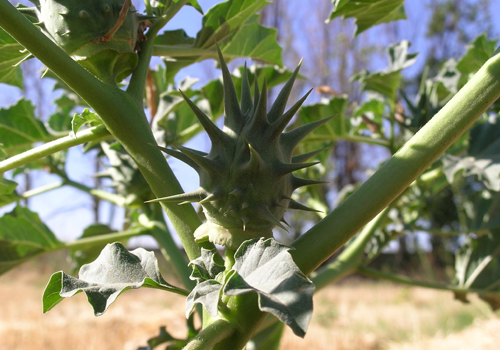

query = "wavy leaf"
(43, 242), (189, 315)
(328, 0), (406, 36)
(0, 206), (62, 275)
(0, 99), (53, 157)
(224, 238), (315, 338)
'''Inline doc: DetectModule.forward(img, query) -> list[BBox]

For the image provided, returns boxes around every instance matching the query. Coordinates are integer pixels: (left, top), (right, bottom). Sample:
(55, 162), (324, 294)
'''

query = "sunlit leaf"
(328, 0), (406, 36)
(154, 0), (281, 81)
(224, 238), (315, 338)
(353, 41), (417, 101)
(43, 242), (189, 314)
(71, 108), (102, 135)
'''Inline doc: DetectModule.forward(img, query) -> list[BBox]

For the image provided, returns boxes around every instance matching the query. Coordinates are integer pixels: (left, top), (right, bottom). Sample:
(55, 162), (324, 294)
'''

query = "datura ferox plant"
(2, 0), (500, 349)
(148, 50), (329, 249)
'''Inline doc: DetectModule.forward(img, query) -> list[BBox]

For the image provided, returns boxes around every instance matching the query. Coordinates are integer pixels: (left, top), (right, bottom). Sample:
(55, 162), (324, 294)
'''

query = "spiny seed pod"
(36, 0), (150, 85)
(149, 49), (331, 249)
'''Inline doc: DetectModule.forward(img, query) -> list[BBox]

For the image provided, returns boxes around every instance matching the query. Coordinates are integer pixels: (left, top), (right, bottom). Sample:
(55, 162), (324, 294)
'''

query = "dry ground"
(1, 258), (499, 350)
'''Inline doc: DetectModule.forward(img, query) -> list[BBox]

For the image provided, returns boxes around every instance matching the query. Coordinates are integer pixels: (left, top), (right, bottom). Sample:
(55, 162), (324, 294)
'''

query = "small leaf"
(185, 280), (222, 317)
(42, 242), (189, 315)
(0, 176), (17, 196)
(188, 247), (225, 282)
(328, 0), (406, 36)
(0, 206), (62, 275)
(224, 238), (315, 338)
(145, 326), (176, 350)
(71, 109), (102, 135)
(353, 41), (417, 101)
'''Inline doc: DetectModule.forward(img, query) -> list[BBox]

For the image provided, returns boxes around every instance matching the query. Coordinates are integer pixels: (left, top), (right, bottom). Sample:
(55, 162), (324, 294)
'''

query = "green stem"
(0, 125), (110, 173)
(148, 206), (195, 290)
(127, 0), (190, 99)
(358, 266), (500, 297)
(292, 52), (500, 275)
(303, 134), (390, 148)
(63, 226), (150, 250)
(152, 46), (242, 59)
(0, 1), (214, 261)
(310, 207), (390, 290)
(64, 179), (127, 207)
(184, 319), (235, 350)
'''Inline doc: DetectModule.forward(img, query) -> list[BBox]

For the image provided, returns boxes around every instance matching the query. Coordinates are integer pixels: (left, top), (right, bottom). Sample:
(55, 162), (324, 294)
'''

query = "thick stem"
(310, 208), (390, 290)
(292, 52), (500, 275)
(0, 125), (110, 173)
(184, 319), (235, 350)
(148, 205), (194, 290)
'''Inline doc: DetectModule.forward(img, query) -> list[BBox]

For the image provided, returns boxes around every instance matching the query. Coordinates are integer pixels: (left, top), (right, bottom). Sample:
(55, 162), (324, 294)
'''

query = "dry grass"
(1, 259), (498, 350)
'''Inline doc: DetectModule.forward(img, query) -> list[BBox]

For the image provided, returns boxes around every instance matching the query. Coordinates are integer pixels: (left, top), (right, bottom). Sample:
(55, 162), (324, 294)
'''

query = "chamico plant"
(1, 1), (500, 349)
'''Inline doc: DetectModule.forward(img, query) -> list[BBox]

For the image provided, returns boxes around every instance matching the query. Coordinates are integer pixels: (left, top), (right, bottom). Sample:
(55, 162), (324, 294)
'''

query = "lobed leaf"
(43, 242), (189, 315)
(353, 41), (417, 101)
(0, 99), (53, 157)
(0, 206), (62, 275)
(71, 109), (102, 135)
(188, 247), (225, 282)
(154, 0), (281, 82)
(328, 0), (406, 36)
(224, 238), (315, 338)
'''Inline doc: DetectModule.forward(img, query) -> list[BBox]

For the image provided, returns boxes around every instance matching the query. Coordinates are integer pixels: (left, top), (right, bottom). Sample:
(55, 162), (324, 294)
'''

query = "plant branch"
(310, 207), (390, 290)
(152, 46), (243, 59)
(63, 226), (150, 250)
(292, 52), (500, 275)
(0, 125), (111, 173)
(184, 319), (235, 350)
(358, 266), (500, 297)
(0, 1), (214, 261)
(127, 0), (190, 99)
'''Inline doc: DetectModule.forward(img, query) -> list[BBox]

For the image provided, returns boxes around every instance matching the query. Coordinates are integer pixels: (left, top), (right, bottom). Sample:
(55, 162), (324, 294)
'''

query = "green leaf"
(0, 27), (27, 88)
(442, 116), (500, 191)
(456, 34), (497, 77)
(71, 108), (102, 135)
(0, 99), (52, 157)
(188, 247), (225, 282)
(184, 248), (225, 317)
(353, 41), (417, 101)
(145, 326), (177, 350)
(298, 96), (349, 146)
(155, 0), (281, 81)
(185, 279), (222, 317)
(0, 176), (17, 195)
(224, 238), (315, 338)
(328, 0), (406, 36)
(42, 242), (188, 314)
(68, 224), (114, 274)
(0, 206), (62, 275)
(455, 229), (500, 309)
(221, 15), (281, 67)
